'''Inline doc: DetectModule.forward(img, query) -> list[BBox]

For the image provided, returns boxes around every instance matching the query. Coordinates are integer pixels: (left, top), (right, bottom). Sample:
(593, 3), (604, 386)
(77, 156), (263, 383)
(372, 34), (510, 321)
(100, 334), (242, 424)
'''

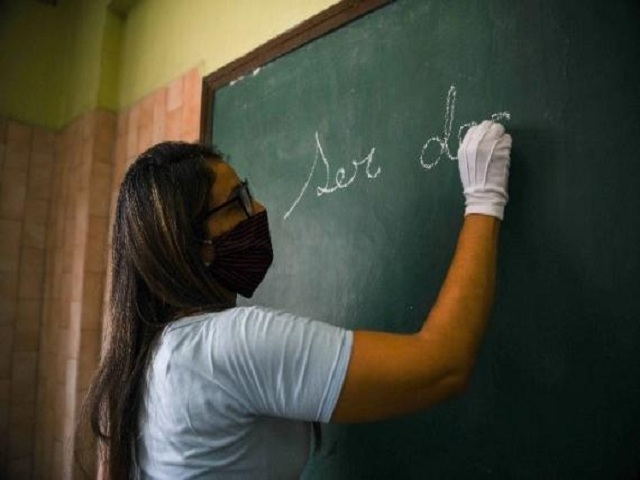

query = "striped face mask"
(207, 210), (273, 298)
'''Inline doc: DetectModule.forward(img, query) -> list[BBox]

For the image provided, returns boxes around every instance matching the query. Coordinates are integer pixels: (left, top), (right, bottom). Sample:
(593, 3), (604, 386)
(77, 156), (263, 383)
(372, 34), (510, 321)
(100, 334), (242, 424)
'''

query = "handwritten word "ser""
(283, 85), (511, 220)
(283, 132), (380, 220)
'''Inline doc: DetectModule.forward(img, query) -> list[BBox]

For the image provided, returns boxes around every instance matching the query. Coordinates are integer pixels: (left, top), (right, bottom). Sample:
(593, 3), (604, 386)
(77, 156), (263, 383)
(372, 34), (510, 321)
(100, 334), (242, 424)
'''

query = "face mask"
(206, 210), (273, 298)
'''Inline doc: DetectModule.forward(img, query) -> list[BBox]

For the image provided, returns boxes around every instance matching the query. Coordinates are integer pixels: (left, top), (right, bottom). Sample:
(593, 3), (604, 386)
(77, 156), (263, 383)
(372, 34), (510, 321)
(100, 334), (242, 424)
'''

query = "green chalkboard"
(209, 0), (640, 477)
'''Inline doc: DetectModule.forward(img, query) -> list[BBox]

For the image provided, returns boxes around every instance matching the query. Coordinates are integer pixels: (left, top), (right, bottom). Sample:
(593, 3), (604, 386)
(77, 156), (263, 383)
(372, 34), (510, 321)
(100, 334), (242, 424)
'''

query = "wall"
(1, 1), (339, 478)
(117, 0), (341, 109)
(0, 1), (71, 129)
(60, 0), (121, 125)
(0, 0), (339, 130)
(0, 119), (56, 478)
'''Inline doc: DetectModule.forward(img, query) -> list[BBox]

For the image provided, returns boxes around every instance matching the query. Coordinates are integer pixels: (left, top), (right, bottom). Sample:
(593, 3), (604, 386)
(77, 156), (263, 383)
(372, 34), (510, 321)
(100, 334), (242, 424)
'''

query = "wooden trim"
(200, 0), (393, 144)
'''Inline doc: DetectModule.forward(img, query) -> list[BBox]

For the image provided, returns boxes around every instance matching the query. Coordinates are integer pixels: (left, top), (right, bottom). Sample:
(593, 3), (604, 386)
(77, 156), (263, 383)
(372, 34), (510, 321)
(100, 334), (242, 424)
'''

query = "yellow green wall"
(0, 0), (71, 129)
(60, 0), (121, 123)
(0, 0), (339, 130)
(117, 0), (340, 109)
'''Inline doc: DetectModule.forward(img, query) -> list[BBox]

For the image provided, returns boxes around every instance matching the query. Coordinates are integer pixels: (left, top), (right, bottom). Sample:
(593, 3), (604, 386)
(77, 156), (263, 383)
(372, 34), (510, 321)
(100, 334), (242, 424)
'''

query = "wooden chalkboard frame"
(200, 0), (393, 145)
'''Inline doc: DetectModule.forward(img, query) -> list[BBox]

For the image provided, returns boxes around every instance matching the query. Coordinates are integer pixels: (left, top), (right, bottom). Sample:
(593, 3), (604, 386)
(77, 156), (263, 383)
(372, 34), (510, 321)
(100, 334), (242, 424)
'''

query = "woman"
(83, 120), (512, 479)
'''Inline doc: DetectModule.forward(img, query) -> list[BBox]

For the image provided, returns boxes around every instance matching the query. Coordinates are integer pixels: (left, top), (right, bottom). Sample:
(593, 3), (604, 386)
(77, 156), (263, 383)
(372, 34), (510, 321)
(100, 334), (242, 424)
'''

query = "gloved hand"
(457, 120), (512, 220)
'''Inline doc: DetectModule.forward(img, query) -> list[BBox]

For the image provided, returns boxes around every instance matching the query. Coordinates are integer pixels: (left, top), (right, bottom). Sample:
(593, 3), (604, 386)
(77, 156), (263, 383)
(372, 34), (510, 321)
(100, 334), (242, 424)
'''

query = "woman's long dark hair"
(80, 142), (231, 479)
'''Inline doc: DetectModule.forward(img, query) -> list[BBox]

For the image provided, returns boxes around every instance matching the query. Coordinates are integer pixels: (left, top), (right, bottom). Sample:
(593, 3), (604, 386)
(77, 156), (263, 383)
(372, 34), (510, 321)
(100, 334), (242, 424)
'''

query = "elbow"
(448, 372), (471, 397)
(441, 366), (473, 399)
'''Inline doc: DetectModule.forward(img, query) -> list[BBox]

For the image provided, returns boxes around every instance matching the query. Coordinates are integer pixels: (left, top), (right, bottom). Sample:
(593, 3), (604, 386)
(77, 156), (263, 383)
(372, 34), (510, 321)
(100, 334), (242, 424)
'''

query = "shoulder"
(163, 306), (349, 358)
(205, 305), (315, 333)
(163, 306), (312, 351)
(164, 306), (294, 334)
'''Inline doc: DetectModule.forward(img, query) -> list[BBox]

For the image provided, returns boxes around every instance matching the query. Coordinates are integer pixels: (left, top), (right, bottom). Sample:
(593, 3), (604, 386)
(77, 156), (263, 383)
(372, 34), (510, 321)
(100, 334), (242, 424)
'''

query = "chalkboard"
(206, 0), (640, 478)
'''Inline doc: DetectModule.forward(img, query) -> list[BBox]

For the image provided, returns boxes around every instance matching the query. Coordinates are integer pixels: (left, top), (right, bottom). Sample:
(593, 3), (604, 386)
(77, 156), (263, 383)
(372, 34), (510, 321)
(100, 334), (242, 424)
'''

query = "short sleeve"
(207, 306), (353, 423)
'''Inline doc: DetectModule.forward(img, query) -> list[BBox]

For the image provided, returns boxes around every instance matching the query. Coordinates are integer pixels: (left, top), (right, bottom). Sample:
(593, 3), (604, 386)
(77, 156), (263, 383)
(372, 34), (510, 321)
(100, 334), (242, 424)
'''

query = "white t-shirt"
(136, 306), (353, 479)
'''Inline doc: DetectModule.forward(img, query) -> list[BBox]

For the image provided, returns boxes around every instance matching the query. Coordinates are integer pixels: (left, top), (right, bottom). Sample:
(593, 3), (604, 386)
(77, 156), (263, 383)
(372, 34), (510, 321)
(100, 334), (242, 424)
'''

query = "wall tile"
(10, 364), (37, 407)
(89, 162), (113, 218)
(30, 150), (54, 171)
(183, 67), (202, 109)
(74, 189), (90, 246)
(94, 110), (116, 156)
(0, 401), (7, 468)
(167, 75), (184, 112)
(77, 329), (101, 390)
(22, 222), (46, 249)
(64, 360), (77, 417)
(52, 439), (64, 478)
(0, 380), (9, 402)
(165, 107), (183, 140)
(152, 88), (167, 144)
(55, 332), (68, 384)
(8, 458), (31, 479)
(139, 94), (154, 128)
(0, 143), (5, 176)
(81, 272), (104, 331)
(9, 399), (35, 433)
(79, 139), (94, 190)
(0, 295), (17, 326)
(0, 403), (7, 471)
(27, 167), (54, 202)
(6, 122), (32, 155)
(82, 111), (97, 140)
(107, 195), (117, 249)
(0, 118), (7, 144)
(117, 109), (129, 138)
(0, 270), (19, 326)
(138, 94), (154, 153)
(18, 247), (44, 300)
(85, 216), (108, 273)
(181, 100), (201, 140)
(51, 251), (64, 299)
(70, 249), (86, 302)
(0, 181), (27, 220)
(60, 272), (72, 308)
(31, 127), (55, 156)
(112, 137), (127, 194)
(8, 424), (34, 459)
(20, 246), (45, 273)
(126, 105), (140, 159)
(23, 198), (49, 225)
(0, 219), (22, 272)
(18, 267), (44, 300)
(182, 127), (201, 143)
(138, 124), (153, 153)
(0, 326), (14, 379)
(14, 300), (41, 353)
(68, 315), (81, 360)
(3, 146), (30, 180)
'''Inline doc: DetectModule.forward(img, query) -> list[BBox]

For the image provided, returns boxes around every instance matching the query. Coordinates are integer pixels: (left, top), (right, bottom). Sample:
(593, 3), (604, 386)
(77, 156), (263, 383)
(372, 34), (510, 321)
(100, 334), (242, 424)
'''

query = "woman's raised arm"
(331, 121), (512, 423)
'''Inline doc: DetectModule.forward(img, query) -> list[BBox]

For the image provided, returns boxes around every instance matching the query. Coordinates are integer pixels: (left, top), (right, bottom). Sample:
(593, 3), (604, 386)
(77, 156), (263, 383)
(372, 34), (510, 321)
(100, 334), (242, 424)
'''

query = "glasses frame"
(204, 178), (253, 220)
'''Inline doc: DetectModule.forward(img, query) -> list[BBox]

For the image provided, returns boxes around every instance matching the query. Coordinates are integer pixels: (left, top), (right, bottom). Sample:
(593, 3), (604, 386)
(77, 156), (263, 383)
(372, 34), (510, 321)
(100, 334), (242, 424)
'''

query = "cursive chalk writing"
(419, 85), (511, 170)
(283, 85), (511, 220)
(284, 132), (380, 220)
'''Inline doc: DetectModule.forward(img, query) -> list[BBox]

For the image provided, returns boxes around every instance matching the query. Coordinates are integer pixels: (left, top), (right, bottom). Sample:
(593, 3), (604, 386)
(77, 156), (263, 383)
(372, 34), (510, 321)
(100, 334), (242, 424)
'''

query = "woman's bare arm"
(331, 215), (500, 422)
(331, 121), (511, 423)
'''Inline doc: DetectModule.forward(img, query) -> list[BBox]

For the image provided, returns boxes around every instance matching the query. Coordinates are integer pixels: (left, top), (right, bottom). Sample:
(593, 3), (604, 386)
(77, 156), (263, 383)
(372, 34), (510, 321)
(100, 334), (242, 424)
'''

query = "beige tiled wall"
(0, 66), (202, 480)
(1, 119), (55, 478)
(32, 108), (117, 480)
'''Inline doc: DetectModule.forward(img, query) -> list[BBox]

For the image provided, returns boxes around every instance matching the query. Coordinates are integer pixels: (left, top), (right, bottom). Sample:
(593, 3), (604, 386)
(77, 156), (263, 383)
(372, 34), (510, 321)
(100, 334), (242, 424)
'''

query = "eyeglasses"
(204, 179), (253, 219)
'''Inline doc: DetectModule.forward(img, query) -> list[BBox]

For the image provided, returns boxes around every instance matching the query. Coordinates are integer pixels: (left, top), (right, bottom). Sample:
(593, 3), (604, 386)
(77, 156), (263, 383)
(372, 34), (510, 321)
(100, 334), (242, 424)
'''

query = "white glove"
(457, 120), (512, 220)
